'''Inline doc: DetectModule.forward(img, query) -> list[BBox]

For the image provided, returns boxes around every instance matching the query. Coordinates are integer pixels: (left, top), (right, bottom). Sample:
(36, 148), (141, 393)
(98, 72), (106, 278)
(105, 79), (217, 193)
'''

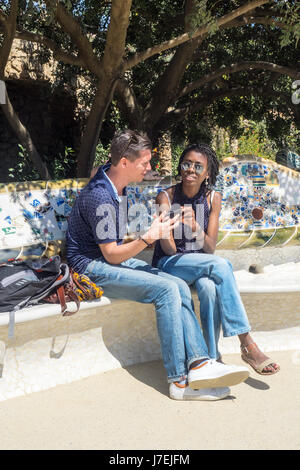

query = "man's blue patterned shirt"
(66, 163), (127, 273)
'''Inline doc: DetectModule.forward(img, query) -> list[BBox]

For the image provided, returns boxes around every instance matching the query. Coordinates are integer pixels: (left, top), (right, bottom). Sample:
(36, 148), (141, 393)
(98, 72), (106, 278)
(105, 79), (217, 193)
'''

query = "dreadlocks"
(177, 143), (219, 193)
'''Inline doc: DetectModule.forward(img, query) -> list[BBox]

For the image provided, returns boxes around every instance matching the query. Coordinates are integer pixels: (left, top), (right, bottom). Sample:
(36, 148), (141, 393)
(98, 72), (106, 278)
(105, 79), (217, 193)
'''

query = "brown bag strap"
(62, 285), (80, 316)
(54, 273), (80, 316)
(57, 284), (67, 314)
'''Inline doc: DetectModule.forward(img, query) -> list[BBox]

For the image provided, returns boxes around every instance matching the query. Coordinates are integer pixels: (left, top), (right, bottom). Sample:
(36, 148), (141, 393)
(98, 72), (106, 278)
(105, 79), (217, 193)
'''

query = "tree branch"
(1, 84), (52, 179)
(45, 0), (101, 76)
(123, 0), (270, 70)
(162, 86), (294, 128)
(102, 0), (132, 75)
(179, 61), (300, 98)
(0, 1), (52, 179)
(143, 0), (204, 129)
(0, 10), (9, 33)
(190, 15), (288, 63)
(14, 30), (85, 67)
(76, 1), (133, 177)
(224, 15), (286, 29)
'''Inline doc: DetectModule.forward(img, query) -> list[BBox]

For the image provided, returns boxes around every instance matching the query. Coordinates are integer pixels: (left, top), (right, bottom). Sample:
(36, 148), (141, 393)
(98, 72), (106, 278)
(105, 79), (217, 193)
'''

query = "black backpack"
(0, 255), (78, 338)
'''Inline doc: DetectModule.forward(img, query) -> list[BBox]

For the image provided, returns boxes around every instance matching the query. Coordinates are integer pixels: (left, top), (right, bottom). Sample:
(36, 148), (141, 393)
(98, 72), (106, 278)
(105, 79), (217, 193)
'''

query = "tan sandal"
(241, 342), (280, 375)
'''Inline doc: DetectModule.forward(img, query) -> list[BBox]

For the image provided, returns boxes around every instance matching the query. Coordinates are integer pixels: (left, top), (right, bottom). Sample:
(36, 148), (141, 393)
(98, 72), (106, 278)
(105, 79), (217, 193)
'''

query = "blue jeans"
(157, 253), (251, 360)
(84, 257), (209, 382)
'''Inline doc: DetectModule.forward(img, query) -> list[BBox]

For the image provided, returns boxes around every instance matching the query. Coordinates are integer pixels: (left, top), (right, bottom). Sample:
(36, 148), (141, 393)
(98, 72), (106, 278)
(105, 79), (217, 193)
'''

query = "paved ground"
(0, 350), (299, 450)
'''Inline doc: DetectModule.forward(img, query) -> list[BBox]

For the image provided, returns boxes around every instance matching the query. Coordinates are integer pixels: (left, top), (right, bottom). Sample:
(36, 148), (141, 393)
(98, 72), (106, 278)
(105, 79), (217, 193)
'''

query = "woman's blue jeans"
(84, 257), (209, 382)
(157, 253), (251, 360)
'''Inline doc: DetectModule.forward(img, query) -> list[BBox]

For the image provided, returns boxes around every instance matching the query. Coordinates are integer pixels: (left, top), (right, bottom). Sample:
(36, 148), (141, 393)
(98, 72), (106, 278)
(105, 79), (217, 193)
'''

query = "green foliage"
(168, 10), (300, 155)
(7, 145), (78, 182)
(93, 142), (110, 168)
(171, 143), (185, 176)
(284, 124), (300, 151)
(187, 0), (218, 37)
(224, 120), (277, 160)
(2, 0), (300, 180)
(215, 119), (300, 162)
(275, 0), (300, 47)
(8, 145), (40, 182)
(48, 146), (76, 179)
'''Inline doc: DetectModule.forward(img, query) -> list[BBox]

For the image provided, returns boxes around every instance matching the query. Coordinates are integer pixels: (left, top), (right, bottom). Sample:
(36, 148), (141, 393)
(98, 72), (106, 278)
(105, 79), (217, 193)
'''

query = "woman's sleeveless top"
(152, 183), (211, 267)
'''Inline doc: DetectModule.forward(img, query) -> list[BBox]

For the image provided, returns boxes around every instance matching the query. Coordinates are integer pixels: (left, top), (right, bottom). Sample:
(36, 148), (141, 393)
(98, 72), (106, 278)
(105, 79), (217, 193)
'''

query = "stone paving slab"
(0, 350), (299, 450)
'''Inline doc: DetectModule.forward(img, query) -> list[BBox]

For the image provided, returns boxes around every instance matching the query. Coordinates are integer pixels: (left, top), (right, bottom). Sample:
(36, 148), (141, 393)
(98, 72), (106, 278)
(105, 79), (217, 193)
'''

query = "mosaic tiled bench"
(2, 156), (300, 260)
(0, 177), (165, 391)
(1, 155), (300, 400)
(216, 155), (300, 249)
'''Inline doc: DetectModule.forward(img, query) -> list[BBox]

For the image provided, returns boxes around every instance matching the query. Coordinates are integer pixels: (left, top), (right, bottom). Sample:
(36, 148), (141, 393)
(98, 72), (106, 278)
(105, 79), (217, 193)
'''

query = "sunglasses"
(180, 161), (205, 175)
(121, 134), (139, 158)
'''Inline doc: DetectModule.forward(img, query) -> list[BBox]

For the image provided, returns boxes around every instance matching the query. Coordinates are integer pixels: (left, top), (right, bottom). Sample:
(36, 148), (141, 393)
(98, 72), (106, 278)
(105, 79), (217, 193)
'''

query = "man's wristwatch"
(138, 236), (152, 246)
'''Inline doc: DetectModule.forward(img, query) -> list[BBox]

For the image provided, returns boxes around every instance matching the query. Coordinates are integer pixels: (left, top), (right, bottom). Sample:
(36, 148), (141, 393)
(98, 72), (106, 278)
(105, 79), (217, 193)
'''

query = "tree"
(1, 0), (299, 178)
(0, 0), (51, 179)
(119, 1), (299, 142)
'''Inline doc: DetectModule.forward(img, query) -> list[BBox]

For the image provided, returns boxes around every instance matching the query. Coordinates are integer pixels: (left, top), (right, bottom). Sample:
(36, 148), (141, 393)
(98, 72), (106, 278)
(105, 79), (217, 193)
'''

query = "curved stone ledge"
(1, 259), (300, 402)
(0, 298), (161, 402)
(0, 281), (300, 402)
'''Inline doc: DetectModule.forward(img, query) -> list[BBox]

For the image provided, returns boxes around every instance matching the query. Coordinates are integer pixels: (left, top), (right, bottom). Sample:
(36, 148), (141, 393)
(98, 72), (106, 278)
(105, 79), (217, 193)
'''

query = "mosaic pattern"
(218, 158), (300, 231)
(276, 148), (300, 171)
(216, 156), (300, 248)
(127, 157), (300, 247)
(0, 181), (85, 259)
(126, 184), (166, 236)
(1, 156), (300, 258)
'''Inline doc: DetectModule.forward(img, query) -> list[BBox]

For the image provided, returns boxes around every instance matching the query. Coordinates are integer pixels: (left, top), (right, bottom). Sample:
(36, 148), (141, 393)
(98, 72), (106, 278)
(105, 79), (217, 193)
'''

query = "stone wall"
(0, 40), (83, 183)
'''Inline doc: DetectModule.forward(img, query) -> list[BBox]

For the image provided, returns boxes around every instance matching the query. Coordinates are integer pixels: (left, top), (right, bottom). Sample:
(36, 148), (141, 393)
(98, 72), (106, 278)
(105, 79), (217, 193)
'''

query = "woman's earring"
(205, 177), (209, 187)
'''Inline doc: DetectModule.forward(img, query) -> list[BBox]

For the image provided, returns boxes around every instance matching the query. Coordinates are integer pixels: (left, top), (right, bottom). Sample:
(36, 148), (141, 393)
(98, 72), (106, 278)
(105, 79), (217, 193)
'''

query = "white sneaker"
(169, 382), (230, 401)
(188, 359), (249, 390)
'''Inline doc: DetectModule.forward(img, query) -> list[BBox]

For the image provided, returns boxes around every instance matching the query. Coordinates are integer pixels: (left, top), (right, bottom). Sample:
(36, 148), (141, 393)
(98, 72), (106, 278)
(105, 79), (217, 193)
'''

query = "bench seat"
(1, 176), (300, 400)
(0, 297), (112, 328)
(1, 268), (300, 401)
(1, 262), (300, 344)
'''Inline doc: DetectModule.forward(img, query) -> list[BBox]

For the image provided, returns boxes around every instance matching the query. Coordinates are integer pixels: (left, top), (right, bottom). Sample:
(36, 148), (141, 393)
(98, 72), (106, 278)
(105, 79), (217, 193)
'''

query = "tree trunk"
(0, 85), (51, 180)
(231, 137), (239, 155)
(75, 0), (132, 178)
(216, 127), (226, 156)
(0, 1), (51, 180)
(76, 79), (117, 177)
(158, 131), (172, 176)
(115, 79), (143, 131)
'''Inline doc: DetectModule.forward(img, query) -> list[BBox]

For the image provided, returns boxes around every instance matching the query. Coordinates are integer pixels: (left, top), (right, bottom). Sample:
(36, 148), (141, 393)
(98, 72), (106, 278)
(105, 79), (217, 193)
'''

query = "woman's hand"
(143, 211), (180, 244)
(181, 206), (198, 233)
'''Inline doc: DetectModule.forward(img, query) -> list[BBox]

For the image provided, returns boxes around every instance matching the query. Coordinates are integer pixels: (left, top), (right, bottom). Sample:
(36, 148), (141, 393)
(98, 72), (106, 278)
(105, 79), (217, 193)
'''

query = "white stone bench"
(1, 178), (300, 400)
(1, 260), (300, 359)
(1, 258), (300, 401)
(0, 290), (166, 401)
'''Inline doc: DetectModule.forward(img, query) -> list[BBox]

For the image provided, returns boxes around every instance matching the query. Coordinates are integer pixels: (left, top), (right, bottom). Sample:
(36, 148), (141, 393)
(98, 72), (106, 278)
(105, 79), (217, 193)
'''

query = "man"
(66, 129), (249, 401)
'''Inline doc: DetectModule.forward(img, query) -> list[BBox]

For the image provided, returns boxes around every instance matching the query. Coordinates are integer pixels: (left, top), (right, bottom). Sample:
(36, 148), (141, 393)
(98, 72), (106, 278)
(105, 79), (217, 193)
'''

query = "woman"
(152, 143), (280, 375)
